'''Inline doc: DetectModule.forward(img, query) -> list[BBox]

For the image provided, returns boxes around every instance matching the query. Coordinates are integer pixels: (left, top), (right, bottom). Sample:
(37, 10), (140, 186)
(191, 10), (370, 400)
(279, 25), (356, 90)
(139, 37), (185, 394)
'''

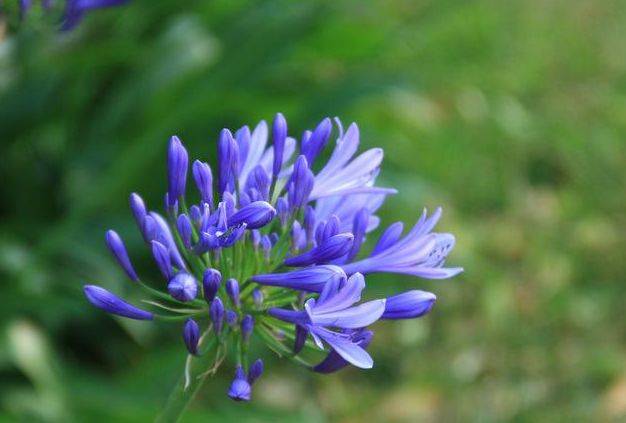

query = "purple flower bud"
(151, 212), (187, 271)
(251, 230), (261, 249)
(142, 215), (157, 242)
(294, 325), (308, 354)
(151, 240), (172, 280)
(252, 288), (263, 308)
(226, 278), (240, 308)
(167, 136), (188, 207)
(272, 113), (287, 179)
(218, 129), (238, 195)
(183, 318), (200, 355)
(167, 273), (198, 302)
(372, 222), (404, 255)
(234, 125), (249, 164)
(291, 220), (307, 251)
(228, 366), (251, 402)
(301, 117), (331, 166)
(222, 192), (236, 218)
(248, 165), (270, 201)
(189, 205), (202, 225)
(215, 202), (228, 232)
(226, 310), (238, 327)
(347, 208), (369, 261)
(247, 359), (264, 385)
(229, 201), (276, 229)
(260, 235), (272, 260)
(241, 314), (254, 343)
(252, 265), (347, 292)
(247, 188), (260, 202)
(176, 214), (193, 249)
(192, 160), (213, 206)
(210, 297), (225, 335)
(276, 197), (289, 226)
(239, 191), (251, 207)
(105, 230), (138, 281)
(202, 268), (221, 303)
(284, 232), (354, 267)
(287, 155), (314, 210)
(129, 192), (147, 232)
(323, 215), (340, 241)
(83, 285), (153, 320)
(315, 221), (326, 246)
(163, 193), (178, 215)
(270, 232), (279, 245)
(381, 290), (436, 320)
(304, 206), (316, 245)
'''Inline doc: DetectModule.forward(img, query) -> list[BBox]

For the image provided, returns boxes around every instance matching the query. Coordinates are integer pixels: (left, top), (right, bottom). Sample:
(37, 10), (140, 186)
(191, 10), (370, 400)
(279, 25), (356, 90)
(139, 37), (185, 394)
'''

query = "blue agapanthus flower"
(84, 114), (463, 403)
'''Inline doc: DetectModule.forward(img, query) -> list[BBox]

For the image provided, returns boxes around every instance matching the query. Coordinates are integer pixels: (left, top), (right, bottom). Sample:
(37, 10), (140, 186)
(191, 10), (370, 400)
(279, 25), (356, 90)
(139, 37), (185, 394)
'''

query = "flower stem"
(155, 337), (217, 422)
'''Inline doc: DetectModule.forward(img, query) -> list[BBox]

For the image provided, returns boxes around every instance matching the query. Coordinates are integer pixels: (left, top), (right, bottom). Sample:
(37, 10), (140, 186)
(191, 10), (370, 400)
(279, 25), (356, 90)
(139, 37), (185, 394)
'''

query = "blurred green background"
(1, 0), (625, 421)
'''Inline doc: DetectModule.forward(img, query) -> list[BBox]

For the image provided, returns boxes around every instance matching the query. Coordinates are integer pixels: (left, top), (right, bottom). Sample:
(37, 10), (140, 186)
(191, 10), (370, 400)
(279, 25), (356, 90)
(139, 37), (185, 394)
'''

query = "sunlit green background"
(1, 0), (625, 421)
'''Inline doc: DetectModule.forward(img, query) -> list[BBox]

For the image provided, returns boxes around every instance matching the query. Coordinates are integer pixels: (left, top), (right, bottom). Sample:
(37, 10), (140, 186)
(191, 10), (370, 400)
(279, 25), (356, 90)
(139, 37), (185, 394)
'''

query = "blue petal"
(311, 273), (365, 314)
(311, 327), (374, 369)
(309, 299), (385, 329)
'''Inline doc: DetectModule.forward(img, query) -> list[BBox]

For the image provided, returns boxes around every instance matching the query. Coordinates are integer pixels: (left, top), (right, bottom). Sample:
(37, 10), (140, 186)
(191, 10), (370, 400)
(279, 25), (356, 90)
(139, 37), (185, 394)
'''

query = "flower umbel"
(83, 114), (462, 412)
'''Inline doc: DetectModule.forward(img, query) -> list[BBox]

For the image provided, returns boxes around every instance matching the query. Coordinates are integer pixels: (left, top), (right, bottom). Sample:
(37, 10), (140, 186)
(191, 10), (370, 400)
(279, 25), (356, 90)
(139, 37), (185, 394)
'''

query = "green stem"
(155, 337), (217, 422)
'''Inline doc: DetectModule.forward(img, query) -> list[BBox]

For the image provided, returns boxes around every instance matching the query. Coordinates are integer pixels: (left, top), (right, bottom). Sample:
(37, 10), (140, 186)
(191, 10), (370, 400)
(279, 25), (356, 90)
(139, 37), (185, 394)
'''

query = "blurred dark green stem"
(155, 338), (217, 423)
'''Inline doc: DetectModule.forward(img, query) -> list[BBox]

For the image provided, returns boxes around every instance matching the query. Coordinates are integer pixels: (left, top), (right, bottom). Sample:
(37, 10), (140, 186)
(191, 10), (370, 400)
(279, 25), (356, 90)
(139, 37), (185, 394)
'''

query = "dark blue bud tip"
(252, 288), (263, 308)
(202, 268), (222, 303)
(84, 285), (153, 321)
(248, 359), (264, 385)
(226, 278), (240, 308)
(210, 297), (225, 336)
(167, 135), (188, 208)
(241, 315), (254, 343)
(183, 318), (200, 355)
(226, 310), (238, 327)
(105, 230), (139, 282)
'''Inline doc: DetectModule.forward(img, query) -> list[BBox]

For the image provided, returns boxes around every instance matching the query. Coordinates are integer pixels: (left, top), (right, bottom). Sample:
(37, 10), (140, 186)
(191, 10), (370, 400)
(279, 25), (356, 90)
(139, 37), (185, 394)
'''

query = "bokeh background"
(1, 0), (625, 421)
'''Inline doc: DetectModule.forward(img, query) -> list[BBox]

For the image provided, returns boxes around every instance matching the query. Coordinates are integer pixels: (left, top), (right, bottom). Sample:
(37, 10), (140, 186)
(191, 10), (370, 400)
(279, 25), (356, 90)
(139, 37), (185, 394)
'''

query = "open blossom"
(269, 273), (385, 368)
(342, 208), (463, 279)
(83, 114), (462, 404)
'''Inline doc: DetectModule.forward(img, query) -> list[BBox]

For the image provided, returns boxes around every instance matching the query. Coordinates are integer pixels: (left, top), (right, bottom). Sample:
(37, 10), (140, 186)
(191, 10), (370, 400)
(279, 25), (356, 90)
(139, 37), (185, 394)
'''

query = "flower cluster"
(18, 0), (129, 31)
(84, 114), (462, 402)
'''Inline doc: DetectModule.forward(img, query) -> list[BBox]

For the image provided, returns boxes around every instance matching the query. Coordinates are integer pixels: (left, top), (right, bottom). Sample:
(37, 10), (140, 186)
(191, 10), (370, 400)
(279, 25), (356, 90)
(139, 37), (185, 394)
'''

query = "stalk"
(155, 337), (217, 422)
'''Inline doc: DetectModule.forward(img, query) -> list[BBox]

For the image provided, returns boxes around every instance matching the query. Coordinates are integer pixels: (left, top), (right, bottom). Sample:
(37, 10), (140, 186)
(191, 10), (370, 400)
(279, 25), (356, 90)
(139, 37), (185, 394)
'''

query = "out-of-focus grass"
(0, 0), (625, 421)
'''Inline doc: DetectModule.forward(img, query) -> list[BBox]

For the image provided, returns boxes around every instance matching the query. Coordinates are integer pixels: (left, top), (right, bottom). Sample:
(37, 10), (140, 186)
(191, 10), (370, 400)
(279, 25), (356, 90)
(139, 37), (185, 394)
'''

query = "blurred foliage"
(1, 0), (625, 421)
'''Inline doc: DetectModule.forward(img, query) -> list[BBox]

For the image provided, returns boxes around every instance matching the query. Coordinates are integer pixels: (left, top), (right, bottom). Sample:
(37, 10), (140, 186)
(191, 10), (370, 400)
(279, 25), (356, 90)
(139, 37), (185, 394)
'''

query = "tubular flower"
(342, 208), (463, 279)
(269, 273), (384, 369)
(83, 114), (462, 403)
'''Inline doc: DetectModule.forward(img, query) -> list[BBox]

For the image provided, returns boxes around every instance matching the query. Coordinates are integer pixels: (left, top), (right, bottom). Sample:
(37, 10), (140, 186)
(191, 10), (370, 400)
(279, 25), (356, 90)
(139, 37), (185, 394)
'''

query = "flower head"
(83, 114), (461, 405)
